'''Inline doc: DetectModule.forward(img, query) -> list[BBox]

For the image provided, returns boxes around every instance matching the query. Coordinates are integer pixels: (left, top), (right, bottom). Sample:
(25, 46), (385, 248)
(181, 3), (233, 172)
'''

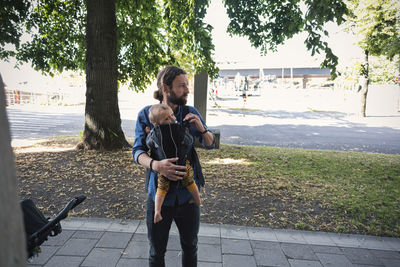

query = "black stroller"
(20, 195), (86, 258)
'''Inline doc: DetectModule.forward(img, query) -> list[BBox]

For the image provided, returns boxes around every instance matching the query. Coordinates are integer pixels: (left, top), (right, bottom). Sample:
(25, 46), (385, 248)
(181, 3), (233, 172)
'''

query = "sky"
(204, 0), (363, 68)
(0, 0), (363, 90)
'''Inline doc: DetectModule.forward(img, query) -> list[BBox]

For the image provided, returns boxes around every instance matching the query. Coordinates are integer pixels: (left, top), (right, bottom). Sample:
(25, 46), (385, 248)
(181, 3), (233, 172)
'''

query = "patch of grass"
(197, 145), (400, 237)
(229, 107), (261, 112)
(307, 107), (342, 113)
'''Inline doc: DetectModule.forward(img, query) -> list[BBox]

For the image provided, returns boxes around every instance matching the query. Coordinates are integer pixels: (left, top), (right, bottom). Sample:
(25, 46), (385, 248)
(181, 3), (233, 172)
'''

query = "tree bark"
(78, 0), (130, 150)
(0, 74), (27, 266)
(360, 50), (369, 117)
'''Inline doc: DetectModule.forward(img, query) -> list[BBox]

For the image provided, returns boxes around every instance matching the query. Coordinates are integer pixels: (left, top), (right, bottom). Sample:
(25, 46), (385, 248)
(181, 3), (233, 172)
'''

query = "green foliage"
(16, 0), (86, 76)
(223, 0), (348, 78)
(162, 0), (218, 79)
(3, 0), (218, 91)
(337, 54), (398, 85)
(346, 0), (400, 60)
(0, 0), (31, 59)
(369, 55), (399, 84)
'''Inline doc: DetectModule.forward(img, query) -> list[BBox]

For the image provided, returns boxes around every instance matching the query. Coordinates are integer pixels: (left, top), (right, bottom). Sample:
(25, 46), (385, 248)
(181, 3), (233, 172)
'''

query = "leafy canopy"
(223, 0), (348, 78)
(10, 0), (217, 91)
(345, 0), (400, 60)
(5, 0), (379, 84)
(0, 0), (30, 59)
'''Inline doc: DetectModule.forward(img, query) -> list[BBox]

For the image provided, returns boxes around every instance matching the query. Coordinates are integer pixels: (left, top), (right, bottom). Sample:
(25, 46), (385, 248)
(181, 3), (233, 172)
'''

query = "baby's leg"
(182, 161), (201, 206)
(155, 175), (169, 223)
(186, 183), (201, 206)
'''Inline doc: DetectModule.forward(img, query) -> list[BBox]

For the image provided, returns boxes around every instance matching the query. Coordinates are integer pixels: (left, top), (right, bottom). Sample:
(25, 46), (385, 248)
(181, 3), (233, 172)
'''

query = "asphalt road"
(6, 87), (400, 154)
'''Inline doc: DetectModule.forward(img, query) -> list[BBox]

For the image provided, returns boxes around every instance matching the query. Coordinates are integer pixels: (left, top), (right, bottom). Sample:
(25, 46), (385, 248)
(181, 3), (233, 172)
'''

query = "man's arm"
(183, 107), (215, 149)
(137, 153), (185, 181)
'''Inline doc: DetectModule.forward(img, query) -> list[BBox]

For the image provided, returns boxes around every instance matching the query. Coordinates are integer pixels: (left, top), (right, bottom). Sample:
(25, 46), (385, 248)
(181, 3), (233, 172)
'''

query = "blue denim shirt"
(132, 105), (215, 206)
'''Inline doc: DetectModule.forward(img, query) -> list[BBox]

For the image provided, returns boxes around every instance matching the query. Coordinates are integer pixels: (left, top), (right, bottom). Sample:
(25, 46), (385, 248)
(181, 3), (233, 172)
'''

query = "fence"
(5, 89), (84, 106)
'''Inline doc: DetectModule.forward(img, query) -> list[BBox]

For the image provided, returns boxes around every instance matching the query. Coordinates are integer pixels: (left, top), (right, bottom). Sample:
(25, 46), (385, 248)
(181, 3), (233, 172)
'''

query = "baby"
(146, 104), (201, 223)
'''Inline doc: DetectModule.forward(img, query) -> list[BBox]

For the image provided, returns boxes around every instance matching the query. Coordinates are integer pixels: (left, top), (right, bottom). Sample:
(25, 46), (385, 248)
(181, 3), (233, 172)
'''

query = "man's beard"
(168, 90), (187, 106)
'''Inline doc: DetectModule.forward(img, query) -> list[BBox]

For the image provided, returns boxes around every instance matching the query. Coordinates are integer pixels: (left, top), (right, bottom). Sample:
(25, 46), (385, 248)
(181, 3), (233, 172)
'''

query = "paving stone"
(116, 258), (148, 267)
(43, 255), (84, 267)
(379, 258), (400, 267)
(301, 231), (336, 246)
(222, 238), (253, 255)
(198, 262), (222, 267)
(166, 234), (181, 250)
(251, 240), (281, 250)
(288, 259), (323, 267)
(132, 233), (148, 242)
(96, 232), (132, 248)
(328, 233), (362, 248)
(198, 235), (221, 245)
(316, 252), (354, 267)
(369, 249), (400, 259)
(135, 220), (147, 234)
(61, 218), (85, 230)
(220, 224), (249, 240)
(79, 218), (113, 231)
(28, 246), (59, 265)
(223, 254), (257, 267)
(199, 223), (221, 237)
(81, 248), (122, 267)
(275, 229), (307, 244)
(166, 250), (183, 265)
(310, 244), (344, 254)
(169, 221), (179, 236)
(108, 219), (140, 233)
(281, 243), (318, 261)
(198, 243), (222, 263)
(357, 235), (394, 250)
(381, 237), (400, 251)
(72, 230), (104, 239)
(247, 226), (278, 242)
(253, 247), (290, 266)
(44, 230), (75, 246)
(341, 247), (383, 265)
(56, 238), (97, 256)
(123, 241), (149, 259)
(352, 264), (384, 267)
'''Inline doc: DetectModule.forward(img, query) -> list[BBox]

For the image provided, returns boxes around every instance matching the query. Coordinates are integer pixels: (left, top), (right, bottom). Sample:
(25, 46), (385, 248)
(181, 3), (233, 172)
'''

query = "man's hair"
(149, 103), (171, 125)
(153, 66), (187, 102)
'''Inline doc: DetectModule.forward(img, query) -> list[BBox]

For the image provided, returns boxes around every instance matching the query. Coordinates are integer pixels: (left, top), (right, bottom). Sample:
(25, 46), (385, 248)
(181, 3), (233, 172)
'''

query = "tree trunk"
(360, 50), (369, 117)
(0, 74), (27, 266)
(78, 0), (130, 150)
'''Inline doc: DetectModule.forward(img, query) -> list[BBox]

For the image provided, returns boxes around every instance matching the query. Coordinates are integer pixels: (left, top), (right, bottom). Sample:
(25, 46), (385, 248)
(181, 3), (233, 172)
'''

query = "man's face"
(168, 74), (189, 106)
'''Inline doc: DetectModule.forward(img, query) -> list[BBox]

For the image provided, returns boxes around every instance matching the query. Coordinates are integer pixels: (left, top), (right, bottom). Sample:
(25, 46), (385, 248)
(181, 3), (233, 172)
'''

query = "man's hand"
(153, 157), (186, 181)
(184, 112), (214, 147)
(183, 113), (206, 132)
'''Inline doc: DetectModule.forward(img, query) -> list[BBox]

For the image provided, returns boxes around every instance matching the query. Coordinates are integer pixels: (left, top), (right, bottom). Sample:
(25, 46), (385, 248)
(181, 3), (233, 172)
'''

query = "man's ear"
(162, 83), (170, 95)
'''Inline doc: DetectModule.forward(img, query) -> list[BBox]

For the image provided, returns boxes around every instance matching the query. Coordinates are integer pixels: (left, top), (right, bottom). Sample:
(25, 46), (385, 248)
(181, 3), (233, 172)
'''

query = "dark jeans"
(146, 195), (200, 267)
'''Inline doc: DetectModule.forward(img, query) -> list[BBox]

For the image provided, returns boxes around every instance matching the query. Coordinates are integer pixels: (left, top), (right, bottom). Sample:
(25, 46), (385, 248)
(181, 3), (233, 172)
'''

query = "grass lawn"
(14, 136), (400, 237)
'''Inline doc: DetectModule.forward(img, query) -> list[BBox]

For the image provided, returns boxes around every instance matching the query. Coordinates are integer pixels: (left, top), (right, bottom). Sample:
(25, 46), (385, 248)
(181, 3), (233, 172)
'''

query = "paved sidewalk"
(27, 217), (400, 267)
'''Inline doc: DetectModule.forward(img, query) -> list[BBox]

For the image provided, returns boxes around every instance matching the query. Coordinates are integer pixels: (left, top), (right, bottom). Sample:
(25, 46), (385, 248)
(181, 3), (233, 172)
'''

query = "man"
(132, 65), (215, 267)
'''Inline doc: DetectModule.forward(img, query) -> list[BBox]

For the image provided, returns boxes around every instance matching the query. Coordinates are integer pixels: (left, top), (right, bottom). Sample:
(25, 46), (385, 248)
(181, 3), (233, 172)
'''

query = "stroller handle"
(70, 195), (87, 210)
(29, 195), (86, 241)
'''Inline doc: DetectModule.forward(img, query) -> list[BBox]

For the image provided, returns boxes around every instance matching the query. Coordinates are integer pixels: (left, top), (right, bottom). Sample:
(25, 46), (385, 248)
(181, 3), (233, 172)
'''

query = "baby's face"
(159, 108), (176, 125)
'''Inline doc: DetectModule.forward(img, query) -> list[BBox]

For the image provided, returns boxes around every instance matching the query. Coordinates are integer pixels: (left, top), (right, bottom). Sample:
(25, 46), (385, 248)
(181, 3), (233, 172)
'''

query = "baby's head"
(149, 104), (176, 126)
